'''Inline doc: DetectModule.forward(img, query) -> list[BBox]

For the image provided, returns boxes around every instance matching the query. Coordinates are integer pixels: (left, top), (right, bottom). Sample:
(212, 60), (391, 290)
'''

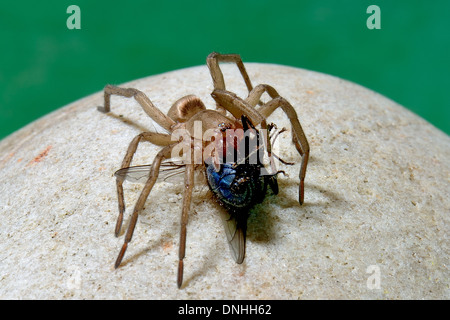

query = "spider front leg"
(207, 52), (254, 93)
(247, 84), (310, 205)
(114, 143), (177, 269)
(207, 52), (264, 111)
(210, 89), (276, 173)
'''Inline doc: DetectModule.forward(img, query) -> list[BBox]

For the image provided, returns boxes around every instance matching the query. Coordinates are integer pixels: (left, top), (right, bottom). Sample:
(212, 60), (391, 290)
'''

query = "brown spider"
(98, 52), (309, 288)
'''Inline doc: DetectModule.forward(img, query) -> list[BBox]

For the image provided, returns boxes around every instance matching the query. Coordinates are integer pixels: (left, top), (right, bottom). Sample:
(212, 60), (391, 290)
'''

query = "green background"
(1, 0), (449, 141)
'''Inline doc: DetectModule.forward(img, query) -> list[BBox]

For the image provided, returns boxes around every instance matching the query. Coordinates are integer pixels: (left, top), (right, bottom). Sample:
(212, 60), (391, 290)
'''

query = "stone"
(0, 63), (448, 299)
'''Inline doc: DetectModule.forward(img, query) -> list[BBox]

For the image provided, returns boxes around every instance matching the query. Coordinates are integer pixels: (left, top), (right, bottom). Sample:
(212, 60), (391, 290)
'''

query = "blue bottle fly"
(204, 116), (280, 264)
(205, 161), (279, 263)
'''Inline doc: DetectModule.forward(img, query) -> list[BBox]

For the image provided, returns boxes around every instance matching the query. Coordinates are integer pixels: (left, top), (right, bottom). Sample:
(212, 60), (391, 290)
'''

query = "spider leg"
(114, 143), (177, 269)
(246, 84), (310, 205)
(177, 147), (195, 289)
(114, 132), (174, 236)
(210, 89), (276, 173)
(207, 52), (264, 112)
(98, 85), (176, 132)
(207, 52), (254, 93)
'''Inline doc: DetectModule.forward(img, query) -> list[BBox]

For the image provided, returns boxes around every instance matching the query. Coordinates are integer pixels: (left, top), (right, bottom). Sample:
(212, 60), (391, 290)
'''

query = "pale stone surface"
(0, 63), (448, 299)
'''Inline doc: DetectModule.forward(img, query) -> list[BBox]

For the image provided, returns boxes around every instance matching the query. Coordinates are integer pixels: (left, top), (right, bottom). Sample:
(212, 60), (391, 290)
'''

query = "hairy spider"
(98, 52), (309, 288)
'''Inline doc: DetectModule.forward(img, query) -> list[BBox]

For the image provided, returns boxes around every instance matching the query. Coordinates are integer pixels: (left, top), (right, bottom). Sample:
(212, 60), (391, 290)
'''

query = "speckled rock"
(0, 63), (448, 299)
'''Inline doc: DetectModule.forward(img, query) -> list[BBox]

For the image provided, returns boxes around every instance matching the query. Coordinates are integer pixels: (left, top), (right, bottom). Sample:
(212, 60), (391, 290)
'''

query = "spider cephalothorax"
(98, 52), (309, 288)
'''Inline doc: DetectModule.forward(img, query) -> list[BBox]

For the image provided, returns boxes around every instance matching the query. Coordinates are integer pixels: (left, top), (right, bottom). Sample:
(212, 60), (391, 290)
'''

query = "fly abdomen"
(206, 162), (265, 212)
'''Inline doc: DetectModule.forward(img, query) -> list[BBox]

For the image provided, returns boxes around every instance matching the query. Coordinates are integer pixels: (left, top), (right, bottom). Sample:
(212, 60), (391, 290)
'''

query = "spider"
(97, 52), (309, 288)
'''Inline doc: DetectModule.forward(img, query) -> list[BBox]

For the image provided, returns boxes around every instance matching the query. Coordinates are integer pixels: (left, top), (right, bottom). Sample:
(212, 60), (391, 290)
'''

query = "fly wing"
(114, 161), (186, 183)
(220, 210), (247, 264)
